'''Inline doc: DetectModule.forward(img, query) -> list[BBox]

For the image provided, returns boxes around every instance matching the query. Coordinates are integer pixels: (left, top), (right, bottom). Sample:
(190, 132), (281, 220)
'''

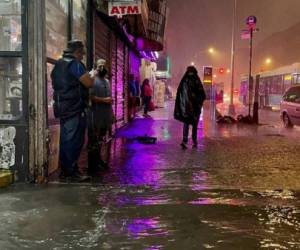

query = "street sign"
(108, 0), (142, 17)
(241, 30), (250, 40)
(246, 16), (257, 28)
(203, 66), (213, 100)
(203, 66), (213, 84)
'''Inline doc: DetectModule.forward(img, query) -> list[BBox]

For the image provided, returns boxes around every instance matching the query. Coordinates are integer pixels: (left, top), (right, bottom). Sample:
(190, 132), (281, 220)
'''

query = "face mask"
(98, 67), (107, 78)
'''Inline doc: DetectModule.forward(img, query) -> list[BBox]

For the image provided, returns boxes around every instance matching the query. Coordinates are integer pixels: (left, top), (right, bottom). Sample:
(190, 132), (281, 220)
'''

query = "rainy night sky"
(166, 0), (300, 92)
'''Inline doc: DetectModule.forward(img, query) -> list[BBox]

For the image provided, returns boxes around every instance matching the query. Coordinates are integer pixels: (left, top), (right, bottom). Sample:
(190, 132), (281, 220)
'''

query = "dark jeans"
(183, 120), (199, 144)
(143, 96), (151, 114)
(59, 113), (86, 176)
(88, 126), (107, 171)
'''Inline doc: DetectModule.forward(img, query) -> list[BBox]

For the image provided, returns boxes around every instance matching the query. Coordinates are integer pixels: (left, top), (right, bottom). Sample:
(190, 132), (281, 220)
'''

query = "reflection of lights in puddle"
(257, 205), (300, 230)
(260, 239), (289, 249)
(120, 152), (163, 187)
(145, 246), (164, 250)
(190, 185), (209, 191)
(127, 217), (169, 239)
(134, 195), (174, 206)
(259, 190), (295, 200)
(189, 198), (244, 205)
(190, 171), (209, 191)
(162, 127), (170, 140)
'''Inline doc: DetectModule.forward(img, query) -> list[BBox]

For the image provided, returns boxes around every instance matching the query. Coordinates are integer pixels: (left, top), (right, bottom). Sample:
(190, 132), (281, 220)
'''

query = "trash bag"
(137, 135), (157, 144)
(149, 101), (155, 112)
(237, 114), (254, 124)
(217, 115), (237, 124)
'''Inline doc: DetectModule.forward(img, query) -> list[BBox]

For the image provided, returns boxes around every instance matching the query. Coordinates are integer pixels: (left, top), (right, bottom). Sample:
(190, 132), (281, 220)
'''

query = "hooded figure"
(174, 66), (206, 148)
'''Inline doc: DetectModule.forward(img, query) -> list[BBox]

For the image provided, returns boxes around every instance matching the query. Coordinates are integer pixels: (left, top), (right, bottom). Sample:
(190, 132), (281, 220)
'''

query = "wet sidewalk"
(1, 101), (300, 249)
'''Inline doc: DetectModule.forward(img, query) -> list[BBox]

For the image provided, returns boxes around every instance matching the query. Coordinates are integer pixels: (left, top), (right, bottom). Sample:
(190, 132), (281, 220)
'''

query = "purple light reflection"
(119, 150), (163, 187)
(127, 217), (169, 240)
(116, 119), (165, 187)
(189, 198), (215, 205)
(190, 171), (209, 191)
(133, 194), (174, 206)
(197, 120), (205, 140)
(129, 50), (141, 78)
(144, 246), (163, 250)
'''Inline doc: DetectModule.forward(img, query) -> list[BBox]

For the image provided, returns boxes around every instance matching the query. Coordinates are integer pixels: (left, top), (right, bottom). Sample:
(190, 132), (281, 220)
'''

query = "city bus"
(239, 63), (300, 110)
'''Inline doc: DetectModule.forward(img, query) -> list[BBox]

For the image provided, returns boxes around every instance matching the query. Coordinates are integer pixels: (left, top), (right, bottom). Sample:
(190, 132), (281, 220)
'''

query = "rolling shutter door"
(93, 11), (110, 66)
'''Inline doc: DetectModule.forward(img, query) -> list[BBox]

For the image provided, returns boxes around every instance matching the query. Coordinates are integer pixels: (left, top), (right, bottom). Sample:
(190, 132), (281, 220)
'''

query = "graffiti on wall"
(0, 126), (16, 169)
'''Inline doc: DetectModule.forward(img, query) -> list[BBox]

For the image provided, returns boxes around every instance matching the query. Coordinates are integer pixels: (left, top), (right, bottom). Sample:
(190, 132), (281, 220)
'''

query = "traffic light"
(218, 68), (225, 74)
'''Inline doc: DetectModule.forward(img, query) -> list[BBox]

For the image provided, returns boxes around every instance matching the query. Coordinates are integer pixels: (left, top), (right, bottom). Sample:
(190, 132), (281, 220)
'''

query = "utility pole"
(229, 0), (237, 116)
(253, 74), (260, 124)
(248, 27), (254, 116)
(245, 16), (257, 117)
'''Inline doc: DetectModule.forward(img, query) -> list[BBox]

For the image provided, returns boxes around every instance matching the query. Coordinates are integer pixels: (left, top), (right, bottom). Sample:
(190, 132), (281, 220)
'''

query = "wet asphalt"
(1, 101), (300, 250)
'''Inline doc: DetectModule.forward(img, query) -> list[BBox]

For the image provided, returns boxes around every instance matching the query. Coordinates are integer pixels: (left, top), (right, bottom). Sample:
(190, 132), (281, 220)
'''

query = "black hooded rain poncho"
(174, 70), (206, 124)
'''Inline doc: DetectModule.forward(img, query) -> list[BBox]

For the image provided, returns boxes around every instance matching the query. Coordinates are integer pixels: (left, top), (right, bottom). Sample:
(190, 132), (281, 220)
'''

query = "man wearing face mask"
(88, 59), (114, 174)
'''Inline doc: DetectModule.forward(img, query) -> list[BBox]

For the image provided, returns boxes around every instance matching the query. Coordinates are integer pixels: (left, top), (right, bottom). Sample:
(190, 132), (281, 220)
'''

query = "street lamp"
(208, 47), (215, 54)
(265, 58), (272, 65)
(229, 0), (237, 116)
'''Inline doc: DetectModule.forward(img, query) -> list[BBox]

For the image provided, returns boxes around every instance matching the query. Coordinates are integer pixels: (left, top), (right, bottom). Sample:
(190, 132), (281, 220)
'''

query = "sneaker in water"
(70, 172), (91, 182)
(88, 161), (109, 176)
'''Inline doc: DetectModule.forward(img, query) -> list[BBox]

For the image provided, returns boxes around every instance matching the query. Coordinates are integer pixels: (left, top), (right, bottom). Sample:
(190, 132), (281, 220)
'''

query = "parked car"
(280, 85), (300, 128)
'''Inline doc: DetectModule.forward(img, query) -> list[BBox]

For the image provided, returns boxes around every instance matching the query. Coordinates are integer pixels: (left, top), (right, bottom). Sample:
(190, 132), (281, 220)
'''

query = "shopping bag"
(149, 101), (155, 111)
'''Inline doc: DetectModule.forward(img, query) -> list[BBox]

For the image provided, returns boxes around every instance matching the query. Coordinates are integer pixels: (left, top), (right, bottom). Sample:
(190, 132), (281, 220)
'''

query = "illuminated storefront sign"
(108, 1), (142, 16)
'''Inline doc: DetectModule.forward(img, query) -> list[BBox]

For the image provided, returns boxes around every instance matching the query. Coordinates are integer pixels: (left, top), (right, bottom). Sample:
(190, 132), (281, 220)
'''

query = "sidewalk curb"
(0, 170), (13, 188)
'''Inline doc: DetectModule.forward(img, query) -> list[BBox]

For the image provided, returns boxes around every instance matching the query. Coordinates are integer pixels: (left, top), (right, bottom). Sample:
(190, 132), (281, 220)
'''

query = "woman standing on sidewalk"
(141, 79), (153, 117)
(174, 66), (206, 149)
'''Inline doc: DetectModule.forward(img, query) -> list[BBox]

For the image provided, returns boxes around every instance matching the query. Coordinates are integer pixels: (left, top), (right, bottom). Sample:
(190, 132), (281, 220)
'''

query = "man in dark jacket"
(51, 40), (95, 181)
(174, 66), (206, 149)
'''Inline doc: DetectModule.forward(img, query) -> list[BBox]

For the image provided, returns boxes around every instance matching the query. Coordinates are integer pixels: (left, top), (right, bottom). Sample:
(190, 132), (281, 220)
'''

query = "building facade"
(0, 0), (167, 183)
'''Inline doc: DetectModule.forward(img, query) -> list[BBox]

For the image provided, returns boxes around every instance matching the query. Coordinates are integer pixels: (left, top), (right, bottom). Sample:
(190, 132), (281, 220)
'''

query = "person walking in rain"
(174, 66), (206, 149)
(88, 59), (113, 174)
(51, 40), (95, 181)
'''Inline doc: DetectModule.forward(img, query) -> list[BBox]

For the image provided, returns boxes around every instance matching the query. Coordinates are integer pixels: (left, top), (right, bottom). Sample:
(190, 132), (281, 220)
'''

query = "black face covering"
(98, 67), (107, 78)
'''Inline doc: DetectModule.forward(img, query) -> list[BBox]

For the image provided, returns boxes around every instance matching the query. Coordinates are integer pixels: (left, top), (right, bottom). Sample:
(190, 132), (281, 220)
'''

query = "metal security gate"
(116, 39), (126, 129)
(111, 37), (129, 130)
(94, 13), (129, 132)
(93, 11), (110, 66)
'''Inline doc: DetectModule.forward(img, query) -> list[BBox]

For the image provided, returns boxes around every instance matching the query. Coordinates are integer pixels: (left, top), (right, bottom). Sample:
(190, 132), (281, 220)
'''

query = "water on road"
(1, 102), (300, 250)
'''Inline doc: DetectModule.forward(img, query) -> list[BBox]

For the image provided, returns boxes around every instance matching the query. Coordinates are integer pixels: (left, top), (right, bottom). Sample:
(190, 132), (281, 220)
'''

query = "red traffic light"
(218, 68), (225, 74)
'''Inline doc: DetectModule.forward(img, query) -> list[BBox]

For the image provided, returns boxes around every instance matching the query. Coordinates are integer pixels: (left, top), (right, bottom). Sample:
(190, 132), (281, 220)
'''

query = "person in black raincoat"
(174, 66), (206, 149)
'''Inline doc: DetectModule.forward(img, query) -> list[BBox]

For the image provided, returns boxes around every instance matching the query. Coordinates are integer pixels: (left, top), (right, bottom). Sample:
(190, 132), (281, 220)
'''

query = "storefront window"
(73, 0), (87, 63)
(0, 0), (22, 51)
(46, 0), (68, 60)
(0, 57), (22, 120)
(73, 0), (87, 42)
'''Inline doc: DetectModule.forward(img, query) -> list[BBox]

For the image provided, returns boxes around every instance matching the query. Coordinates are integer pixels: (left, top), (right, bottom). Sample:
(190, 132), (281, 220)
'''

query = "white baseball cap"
(96, 59), (106, 67)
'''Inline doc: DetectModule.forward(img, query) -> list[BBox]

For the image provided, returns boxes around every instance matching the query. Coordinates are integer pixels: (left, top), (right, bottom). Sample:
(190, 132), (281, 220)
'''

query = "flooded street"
(1, 102), (300, 250)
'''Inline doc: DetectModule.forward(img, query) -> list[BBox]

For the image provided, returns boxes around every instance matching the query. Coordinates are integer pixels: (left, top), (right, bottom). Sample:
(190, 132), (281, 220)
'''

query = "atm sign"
(109, 1), (142, 16)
